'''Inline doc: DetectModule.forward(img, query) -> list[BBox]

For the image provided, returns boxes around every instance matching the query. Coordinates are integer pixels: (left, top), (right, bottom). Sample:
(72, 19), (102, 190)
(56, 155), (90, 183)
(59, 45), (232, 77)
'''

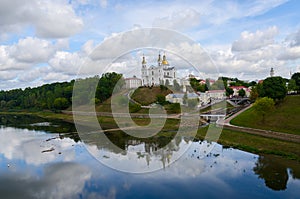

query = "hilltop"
(131, 86), (172, 106)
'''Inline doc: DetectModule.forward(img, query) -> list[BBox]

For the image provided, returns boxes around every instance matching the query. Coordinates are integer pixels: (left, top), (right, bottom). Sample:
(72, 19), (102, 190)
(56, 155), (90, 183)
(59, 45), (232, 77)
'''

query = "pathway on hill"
(217, 105), (300, 144)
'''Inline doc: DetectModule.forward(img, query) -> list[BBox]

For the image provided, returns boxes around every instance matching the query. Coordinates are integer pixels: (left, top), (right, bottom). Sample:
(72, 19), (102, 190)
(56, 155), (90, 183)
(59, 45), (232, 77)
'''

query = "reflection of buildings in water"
(125, 137), (182, 168)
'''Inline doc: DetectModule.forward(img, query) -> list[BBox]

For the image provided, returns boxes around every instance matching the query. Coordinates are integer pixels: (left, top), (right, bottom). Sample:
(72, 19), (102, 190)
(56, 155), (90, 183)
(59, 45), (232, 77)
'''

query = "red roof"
(230, 86), (247, 89)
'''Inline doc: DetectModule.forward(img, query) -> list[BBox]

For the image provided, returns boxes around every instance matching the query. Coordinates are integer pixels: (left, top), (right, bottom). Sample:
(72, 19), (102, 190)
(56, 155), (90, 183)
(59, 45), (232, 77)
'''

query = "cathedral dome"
(162, 54), (169, 65)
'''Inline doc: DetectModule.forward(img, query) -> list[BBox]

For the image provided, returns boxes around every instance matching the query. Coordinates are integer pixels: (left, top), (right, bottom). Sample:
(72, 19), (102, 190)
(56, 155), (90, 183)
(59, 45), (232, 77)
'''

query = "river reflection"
(0, 116), (299, 198)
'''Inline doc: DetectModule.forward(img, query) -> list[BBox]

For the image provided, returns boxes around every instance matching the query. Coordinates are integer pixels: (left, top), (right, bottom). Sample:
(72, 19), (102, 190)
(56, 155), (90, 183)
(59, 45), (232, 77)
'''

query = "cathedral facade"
(141, 53), (177, 86)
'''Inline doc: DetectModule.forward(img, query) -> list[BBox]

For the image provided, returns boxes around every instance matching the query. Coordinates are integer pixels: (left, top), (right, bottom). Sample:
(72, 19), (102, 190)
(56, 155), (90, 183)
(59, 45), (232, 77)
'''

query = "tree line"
(0, 72), (123, 111)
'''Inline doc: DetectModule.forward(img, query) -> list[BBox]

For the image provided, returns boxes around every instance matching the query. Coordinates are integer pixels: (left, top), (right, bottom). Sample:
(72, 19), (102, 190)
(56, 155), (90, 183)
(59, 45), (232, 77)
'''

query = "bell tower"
(270, 67), (274, 77)
(141, 54), (148, 86)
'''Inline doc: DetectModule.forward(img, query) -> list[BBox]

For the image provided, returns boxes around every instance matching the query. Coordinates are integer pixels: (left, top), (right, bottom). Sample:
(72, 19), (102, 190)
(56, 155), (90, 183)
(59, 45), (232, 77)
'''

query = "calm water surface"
(0, 115), (299, 199)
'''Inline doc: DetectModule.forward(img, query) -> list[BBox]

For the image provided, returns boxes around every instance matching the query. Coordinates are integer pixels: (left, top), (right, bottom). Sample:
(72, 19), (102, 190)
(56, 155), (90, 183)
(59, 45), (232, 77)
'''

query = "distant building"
(230, 86), (251, 97)
(141, 53), (179, 86)
(166, 92), (199, 105)
(270, 67), (275, 77)
(125, 76), (142, 89)
(197, 90), (226, 105)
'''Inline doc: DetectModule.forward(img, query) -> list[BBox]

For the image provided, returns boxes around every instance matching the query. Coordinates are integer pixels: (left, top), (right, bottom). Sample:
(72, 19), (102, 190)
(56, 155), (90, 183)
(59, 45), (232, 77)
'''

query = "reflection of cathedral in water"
(125, 137), (182, 168)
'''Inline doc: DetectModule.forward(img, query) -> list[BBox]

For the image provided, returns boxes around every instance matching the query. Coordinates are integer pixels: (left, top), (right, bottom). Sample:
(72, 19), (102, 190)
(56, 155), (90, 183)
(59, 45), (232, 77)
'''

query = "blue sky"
(0, 0), (300, 90)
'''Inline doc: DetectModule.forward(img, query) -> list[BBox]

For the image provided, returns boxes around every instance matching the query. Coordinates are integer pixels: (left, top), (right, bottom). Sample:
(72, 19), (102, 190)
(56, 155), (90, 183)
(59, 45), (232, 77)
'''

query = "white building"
(197, 90), (226, 105)
(141, 53), (178, 86)
(166, 92), (199, 105)
(125, 76), (142, 89)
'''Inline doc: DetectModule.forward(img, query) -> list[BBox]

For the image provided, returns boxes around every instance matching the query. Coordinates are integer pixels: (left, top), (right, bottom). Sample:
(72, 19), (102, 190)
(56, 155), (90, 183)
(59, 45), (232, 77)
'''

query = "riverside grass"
(230, 95), (300, 135)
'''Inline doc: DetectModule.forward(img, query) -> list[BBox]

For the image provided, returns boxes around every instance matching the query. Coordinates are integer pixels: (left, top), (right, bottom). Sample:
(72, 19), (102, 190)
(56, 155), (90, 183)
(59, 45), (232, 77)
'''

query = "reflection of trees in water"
(253, 155), (289, 191)
(0, 114), (79, 141)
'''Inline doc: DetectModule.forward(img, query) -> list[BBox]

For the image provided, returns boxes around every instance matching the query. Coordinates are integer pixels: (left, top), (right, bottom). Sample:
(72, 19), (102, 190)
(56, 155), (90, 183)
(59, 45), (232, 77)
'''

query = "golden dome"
(162, 60), (169, 65)
(162, 54), (169, 65)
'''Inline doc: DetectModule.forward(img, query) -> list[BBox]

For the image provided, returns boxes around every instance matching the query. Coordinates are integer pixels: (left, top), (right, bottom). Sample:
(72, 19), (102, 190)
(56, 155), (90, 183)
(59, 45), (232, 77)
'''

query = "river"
(0, 114), (299, 198)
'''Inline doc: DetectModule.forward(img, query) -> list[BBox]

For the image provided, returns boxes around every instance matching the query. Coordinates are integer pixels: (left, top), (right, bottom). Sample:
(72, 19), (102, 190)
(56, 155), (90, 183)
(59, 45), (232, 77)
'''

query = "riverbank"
(1, 110), (300, 161)
(230, 95), (300, 135)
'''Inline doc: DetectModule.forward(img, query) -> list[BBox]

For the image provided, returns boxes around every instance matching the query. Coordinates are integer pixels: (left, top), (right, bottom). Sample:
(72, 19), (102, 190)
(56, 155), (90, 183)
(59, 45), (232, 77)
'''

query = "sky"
(1, 0), (300, 90)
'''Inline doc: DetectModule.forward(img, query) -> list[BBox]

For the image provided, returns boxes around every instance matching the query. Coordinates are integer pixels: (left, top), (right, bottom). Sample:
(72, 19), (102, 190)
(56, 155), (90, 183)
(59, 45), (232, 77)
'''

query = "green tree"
(253, 156), (288, 191)
(291, 72), (300, 91)
(160, 84), (167, 91)
(288, 79), (298, 92)
(250, 86), (259, 101)
(226, 87), (234, 97)
(129, 102), (141, 113)
(238, 89), (246, 97)
(96, 72), (124, 102)
(261, 77), (287, 101)
(190, 78), (207, 92)
(53, 97), (69, 110)
(156, 94), (166, 105)
(253, 97), (275, 123)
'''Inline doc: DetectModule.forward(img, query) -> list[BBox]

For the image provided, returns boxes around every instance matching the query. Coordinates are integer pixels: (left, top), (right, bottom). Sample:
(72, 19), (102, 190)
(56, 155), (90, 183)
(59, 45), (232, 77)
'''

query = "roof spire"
(157, 53), (162, 63)
(142, 54), (146, 65)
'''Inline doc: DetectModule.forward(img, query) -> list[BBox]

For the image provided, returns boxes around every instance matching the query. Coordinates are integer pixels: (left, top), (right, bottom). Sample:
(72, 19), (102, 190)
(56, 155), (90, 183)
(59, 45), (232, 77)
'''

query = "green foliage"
(250, 86), (259, 101)
(189, 78), (207, 92)
(221, 76), (254, 87)
(291, 72), (300, 91)
(129, 102), (141, 113)
(90, 98), (100, 105)
(0, 72), (123, 111)
(288, 79), (298, 91)
(0, 81), (74, 110)
(226, 87), (234, 97)
(156, 94), (166, 105)
(260, 77), (287, 101)
(231, 96), (300, 135)
(165, 103), (181, 114)
(53, 98), (69, 110)
(96, 72), (124, 102)
(238, 89), (246, 97)
(160, 84), (168, 91)
(253, 97), (275, 122)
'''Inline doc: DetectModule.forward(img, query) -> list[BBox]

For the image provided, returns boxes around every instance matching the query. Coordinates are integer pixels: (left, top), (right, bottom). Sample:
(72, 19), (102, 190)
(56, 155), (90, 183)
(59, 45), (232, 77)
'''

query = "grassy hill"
(131, 86), (172, 106)
(230, 95), (300, 135)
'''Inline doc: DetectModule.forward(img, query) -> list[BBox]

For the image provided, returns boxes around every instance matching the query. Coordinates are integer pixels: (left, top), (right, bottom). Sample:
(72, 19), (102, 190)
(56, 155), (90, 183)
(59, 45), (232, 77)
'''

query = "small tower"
(157, 53), (162, 66)
(270, 67), (274, 77)
(142, 54), (147, 68)
(141, 54), (148, 86)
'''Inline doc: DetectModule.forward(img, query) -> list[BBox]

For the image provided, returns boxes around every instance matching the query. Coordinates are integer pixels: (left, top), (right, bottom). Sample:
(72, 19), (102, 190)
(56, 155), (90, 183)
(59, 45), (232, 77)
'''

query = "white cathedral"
(141, 53), (178, 86)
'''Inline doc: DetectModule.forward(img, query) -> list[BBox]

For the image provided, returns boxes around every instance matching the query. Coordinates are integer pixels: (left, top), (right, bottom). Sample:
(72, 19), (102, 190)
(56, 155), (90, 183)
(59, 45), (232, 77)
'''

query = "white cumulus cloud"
(232, 26), (279, 51)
